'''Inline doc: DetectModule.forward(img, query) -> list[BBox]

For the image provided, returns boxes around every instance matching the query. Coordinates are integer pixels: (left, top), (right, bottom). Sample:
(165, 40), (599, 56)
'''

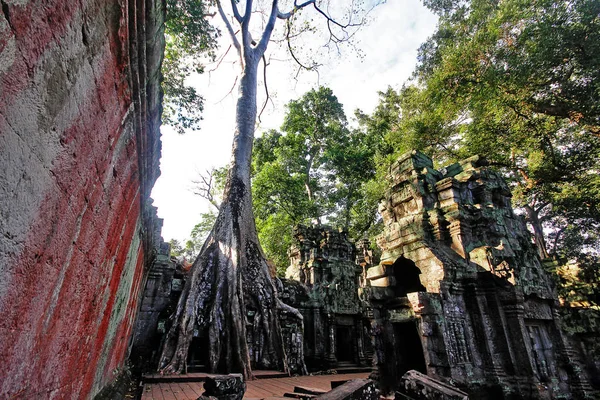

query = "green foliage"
(162, 0), (219, 134)
(168, 238), (183, 257)
(355, 0), (600, 312)
(168, 210), (217, 261)
(252, 87), (378, 274)
(189, 210), (218, 256)
(360, 0), (600, 260)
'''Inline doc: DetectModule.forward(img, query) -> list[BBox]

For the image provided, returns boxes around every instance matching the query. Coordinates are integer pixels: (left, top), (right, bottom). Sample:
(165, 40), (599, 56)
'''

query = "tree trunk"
(157, 56), (306, 379)
(524, 204), (549, 259)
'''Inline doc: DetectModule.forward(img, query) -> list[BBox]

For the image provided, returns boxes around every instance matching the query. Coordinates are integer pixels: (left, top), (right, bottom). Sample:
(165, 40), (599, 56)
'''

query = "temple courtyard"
(141, 372), (370, 399)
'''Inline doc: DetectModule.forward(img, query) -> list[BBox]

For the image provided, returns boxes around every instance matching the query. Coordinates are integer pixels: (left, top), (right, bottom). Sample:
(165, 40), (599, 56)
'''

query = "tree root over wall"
(157, 177), (307, 379)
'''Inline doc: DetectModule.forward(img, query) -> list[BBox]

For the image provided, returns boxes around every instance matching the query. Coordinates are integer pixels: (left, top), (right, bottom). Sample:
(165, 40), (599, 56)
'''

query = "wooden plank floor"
(143, 369), (287, 383)
(141, 372), (370, 400)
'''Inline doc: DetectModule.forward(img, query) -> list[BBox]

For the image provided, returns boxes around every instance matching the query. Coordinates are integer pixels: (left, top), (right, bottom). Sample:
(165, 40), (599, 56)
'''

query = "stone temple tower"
(366, 151), (592, 398)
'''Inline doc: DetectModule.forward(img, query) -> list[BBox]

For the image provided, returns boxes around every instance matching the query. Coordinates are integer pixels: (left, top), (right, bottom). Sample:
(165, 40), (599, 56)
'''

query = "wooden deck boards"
(141, 372), (370, 400)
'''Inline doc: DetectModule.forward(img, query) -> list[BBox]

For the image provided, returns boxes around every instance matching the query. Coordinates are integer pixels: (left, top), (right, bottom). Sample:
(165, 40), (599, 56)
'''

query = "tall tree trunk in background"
(524, 204), (549, 259)
(157, 34), (306, 379)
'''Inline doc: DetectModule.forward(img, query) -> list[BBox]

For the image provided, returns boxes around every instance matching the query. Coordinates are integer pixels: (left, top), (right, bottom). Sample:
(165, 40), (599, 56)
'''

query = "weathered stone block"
(315, 379), (378, 400)
(202, 374), (246, 400)
(366, 264), (392, 280)
(369, 287), (396, 301)
(388, 308), (415, 323)
(370, 276), (396, 287)
(399, 370), (468, 400)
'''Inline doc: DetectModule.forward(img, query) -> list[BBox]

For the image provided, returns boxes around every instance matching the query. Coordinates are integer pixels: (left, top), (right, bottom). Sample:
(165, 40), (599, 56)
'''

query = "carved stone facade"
(367, 151), (593, 398)
(284, 225), (372, 370)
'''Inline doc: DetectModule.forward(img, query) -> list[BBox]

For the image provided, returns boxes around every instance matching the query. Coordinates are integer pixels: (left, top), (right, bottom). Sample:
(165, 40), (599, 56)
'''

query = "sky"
(151, 0), (438, 243)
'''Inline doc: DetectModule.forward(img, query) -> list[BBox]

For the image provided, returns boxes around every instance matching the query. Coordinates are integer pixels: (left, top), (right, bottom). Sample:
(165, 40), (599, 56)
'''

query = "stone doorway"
(187, 333), (210, 371)
(336, 325), (355, 363)
(393, 321), (427, 376)
(392, 256), (426, 297)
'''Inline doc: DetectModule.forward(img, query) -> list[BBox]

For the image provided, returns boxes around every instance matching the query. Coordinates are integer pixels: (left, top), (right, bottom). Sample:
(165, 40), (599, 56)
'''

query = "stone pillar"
(501, 301), (539, 396)
(547, 306), (594, 397)
(325, 313), (338, 368)
(370, 307), (398, 396)
(472, 286), (512, 380)
(417, 292), (450, 378)
(356, 319), (368, 366)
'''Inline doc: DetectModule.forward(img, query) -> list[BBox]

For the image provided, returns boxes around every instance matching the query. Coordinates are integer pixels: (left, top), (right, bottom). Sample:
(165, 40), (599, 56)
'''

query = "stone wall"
(0, 0), (164, 397)
(285, 225), (371, 371)
(367, 151), (593, 399)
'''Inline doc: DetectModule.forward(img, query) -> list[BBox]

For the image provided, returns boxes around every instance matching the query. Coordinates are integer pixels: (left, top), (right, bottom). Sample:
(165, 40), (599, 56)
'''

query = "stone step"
(334, 366), (373, 374)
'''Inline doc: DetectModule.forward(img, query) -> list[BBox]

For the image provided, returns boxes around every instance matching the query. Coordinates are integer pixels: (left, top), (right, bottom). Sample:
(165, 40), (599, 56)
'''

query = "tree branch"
(285, 18), (318, 71)
(255, 0), (279, 57)
(258, 55), (273, 123)
(241, 0), (254, 50)
(230, 0), (243, 22)
(551, 225), (567, 256)
(192, 169), (222, 210)
(216, 75), (239, 104)
(243, 0), (254, 22)
(208, 44), (233, 74)
(277, 0), (316, 19)
(313, 1), (370, 41)
(217, 0), (241, 55)
(534, 200), (551, 214)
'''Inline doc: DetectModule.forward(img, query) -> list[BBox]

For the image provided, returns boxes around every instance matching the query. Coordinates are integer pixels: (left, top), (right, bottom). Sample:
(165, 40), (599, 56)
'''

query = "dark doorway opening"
(187, 333), (209, 372)
(393, 321), (427, 376)
(336, 326), (354, 363)
(392, 256), (426, 297)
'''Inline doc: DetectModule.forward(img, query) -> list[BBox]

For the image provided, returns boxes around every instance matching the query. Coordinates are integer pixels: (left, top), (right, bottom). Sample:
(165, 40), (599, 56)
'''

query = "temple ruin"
(283, 225), (372, 370)
(131, 150), (598, 399)
(363, 151), (593, 398)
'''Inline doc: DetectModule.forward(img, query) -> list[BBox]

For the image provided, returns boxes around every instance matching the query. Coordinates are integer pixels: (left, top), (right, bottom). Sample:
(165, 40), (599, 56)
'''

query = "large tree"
(158, 0), (378, 378)
(252, 87), (377, 274)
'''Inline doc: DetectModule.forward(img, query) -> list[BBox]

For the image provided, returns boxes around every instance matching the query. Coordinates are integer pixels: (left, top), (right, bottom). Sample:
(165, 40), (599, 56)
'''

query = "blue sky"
(151, 0), (438, 242)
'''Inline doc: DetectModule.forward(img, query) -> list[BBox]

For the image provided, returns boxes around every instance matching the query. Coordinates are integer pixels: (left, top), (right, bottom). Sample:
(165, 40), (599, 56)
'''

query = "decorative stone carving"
(284, 225), (372, 370)
(367, 150), (594, 399)
(201, 374), (246, 400)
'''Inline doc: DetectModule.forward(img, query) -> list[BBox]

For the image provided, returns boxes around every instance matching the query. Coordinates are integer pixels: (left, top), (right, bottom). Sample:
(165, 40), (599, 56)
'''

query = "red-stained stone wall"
(0, 0), (164, 398)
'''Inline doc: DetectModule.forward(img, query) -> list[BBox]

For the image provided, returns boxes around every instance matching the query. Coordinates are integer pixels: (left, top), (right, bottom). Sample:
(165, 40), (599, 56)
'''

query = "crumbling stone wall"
(367, 151), (593, 399)
(130, 234), (187, 371)
(0, 0), (164, 397)
(285, 225), (371, 370)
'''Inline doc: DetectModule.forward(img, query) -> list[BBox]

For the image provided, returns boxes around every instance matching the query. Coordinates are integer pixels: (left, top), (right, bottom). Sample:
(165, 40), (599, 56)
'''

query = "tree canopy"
(252, 87), (378, 274)
(162, 0), (219, 134)
(359, 0), (600, 260)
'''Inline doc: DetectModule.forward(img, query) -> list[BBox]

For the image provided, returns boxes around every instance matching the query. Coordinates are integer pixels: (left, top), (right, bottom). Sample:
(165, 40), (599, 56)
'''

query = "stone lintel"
(388, 308), (415, 323)
(366, 264), (392, 280)
(435, 177), (456, 192)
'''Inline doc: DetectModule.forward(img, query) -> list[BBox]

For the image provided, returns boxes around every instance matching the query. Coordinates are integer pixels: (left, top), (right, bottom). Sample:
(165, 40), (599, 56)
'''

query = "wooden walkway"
(141, 372), (370, 400)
